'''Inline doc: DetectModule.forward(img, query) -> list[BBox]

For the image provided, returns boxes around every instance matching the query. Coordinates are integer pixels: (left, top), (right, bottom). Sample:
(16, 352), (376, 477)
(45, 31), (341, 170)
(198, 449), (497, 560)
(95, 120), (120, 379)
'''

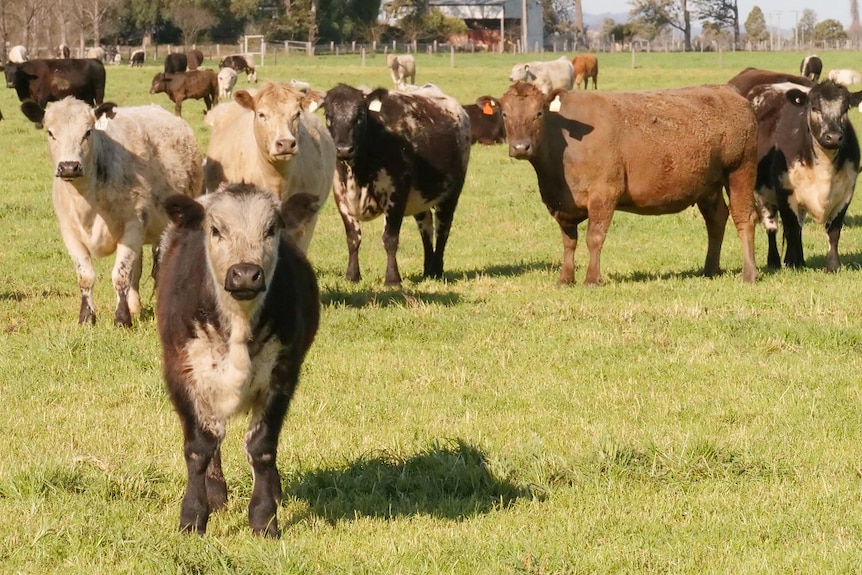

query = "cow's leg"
(582, 196), (614, 285)
(111, 241), (142, 328)
(180, 424), (220, 535)
(696, 191), (729, 278)
(414, 211), (436, 278)
(245, 384), (294, 537)
(382, 196), (408, 287)
(779, 204), (805, 268)
(425, 194), (461, 279)
(206, 446), (227, 511)
(766, 230), (782, 269)
(825, 204), (849, 272)
(128, 250), (143, 318)
(204, 94), (212, 111)
(727, 169), (759, 282)
(333, 178), (363, 281)
(174, 97), (183, 116)
(60, 229), (97, 324)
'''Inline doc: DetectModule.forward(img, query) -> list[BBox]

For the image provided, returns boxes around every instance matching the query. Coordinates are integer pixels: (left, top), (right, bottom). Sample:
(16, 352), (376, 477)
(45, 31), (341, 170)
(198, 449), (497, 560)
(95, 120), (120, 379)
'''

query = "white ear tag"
(95, 116), (109, 130)
(369, 99), (382, 112)
(549, 95), (561, 112)
(307, 101), (319, 113)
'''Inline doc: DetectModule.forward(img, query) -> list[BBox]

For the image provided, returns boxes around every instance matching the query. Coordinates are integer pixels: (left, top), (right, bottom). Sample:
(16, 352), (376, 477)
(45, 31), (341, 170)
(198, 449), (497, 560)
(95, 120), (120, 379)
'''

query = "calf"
(220, 55), (257, 82)
(322, 83), (471, 285)
(800, 55), (822, 82)
(217, 66), (237, 98)
(21, 97), (203, 326)
(204, 82), (335, 252)
(509, 56), (574, 94)
(386, 54), (415, 88)
(500, 81), (759, 285)
(157, 183), (319, 537)
(571, 54), (598, 89)
(729, 68), (862, 271)
(464, 95), (505, 145)
(150, 69), (219, 116)
(129, 50), (145, 67)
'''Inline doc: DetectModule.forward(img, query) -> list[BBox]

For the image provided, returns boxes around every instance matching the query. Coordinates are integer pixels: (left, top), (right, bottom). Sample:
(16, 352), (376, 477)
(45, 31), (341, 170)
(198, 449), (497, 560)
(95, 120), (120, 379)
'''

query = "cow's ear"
(94, 102), (117, 120)
(786, 89), (808, 107)
(164, 195), (204, 229)
(546, 89), (567, 112)
(850, 90), (862, 109)
(302, 90), (325, 113)
(20, 100), (44, 125)
(235, 90), (255, 111)
(367, 88), (388, 114)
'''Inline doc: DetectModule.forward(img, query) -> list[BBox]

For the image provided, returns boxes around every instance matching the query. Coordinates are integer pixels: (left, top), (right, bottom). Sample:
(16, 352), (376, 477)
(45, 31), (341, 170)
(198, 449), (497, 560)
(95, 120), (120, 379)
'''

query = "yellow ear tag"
(549, 95), (561, 112)
(369, 99), (382, 112)
(95, 116), (109, 130)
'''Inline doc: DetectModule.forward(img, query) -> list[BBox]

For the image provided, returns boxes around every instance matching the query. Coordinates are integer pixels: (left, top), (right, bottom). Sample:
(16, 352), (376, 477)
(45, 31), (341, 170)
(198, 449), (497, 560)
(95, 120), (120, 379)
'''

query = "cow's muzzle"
(508, 141), (533, 159)
(224, 263), (266, 300)
(819, 131), (844, 150)
(335, 145), (355, 160)
(272, 137), (297, 159)
(56, 161), (84, 180)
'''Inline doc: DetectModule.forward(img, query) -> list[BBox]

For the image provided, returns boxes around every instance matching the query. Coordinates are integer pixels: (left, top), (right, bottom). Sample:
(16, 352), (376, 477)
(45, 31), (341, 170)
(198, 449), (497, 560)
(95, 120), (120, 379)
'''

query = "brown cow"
(499, 82), (759, 285)
(464, 95), (505, 145)
(150, 69), (218, 116)
(571, 54), (598, 89)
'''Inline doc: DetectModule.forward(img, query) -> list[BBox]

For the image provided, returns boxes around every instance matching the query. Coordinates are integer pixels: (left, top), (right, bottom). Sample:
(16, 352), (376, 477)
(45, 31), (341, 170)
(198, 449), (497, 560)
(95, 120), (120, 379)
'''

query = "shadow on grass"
(805, 251), (862, 271)
(432, 261), (554, 284)
(321, 288), (462, 308)
(284, 439), (532, 523)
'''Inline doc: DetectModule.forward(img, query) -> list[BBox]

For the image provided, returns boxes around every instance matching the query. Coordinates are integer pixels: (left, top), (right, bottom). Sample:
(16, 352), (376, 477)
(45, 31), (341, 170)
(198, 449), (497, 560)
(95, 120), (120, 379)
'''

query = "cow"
(156, 183), (319, 537)
(150, 69), (219, 117)
(800, 55), (822, 82)
(130, 50), (145, 67)
(164, 52), (187, 74)
(186, 48), (204, 70)
(499, 81), (759, 285)
(203, 82), (335, 253)
(464, 95), (505, 145)
(827, 68), (862, 87)
(217, 66), (237, 98)
(55, 44), (71, 59)
(3, 59), (106, 121)
(86, 46), (105, 61)
(509, 56), (575, 94)
(20, 97), (203, 327)
(322, 83), (471, 285)
(728, 68), (862, 272)
(571, 53), (598, 89)
(386, 54), (416, 88)
(220, 54), (257, 83)
(8, 45), (28, 63)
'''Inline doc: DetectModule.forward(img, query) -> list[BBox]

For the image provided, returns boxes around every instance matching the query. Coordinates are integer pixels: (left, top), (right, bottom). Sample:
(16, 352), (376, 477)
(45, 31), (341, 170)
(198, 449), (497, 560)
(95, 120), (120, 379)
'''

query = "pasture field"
(2, 51), (862, 574)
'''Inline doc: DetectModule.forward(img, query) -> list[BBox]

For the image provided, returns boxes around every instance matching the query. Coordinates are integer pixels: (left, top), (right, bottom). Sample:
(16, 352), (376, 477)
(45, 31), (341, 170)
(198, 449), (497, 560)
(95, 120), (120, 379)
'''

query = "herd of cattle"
(4, 46), (862, 535)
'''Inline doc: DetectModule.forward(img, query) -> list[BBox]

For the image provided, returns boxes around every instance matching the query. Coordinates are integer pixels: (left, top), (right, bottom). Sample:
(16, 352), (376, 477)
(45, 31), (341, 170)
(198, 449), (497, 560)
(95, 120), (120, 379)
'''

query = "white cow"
(217, 66), (237, 98)
(20, 97), (203, 327)
(386, 54), (416, 88)
(86, 46), (105, 61)
(827, 68), (862, 86)
(8, 45), (28, 63)
(509, 56), (575, 94)
(203, 82), (336, 253)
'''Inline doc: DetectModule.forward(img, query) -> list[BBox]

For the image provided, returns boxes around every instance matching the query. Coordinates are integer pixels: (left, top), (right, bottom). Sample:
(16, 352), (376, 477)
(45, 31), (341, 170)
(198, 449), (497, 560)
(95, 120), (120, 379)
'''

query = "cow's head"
(236, 82), (321, 163)
(322, 83), (371, 161)
(475, 95), (502, 116)
(150, 72), (167, 94)
(21, 97), (117, 179)
(787, 80), (862, 150)
(500, 82), (561, 160)
(166, 183), (282, 314)
(508, 63), (535, 84)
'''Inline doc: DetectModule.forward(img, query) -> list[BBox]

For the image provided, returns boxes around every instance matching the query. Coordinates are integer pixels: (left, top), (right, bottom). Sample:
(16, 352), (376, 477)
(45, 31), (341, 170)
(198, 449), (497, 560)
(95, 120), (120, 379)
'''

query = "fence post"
(361, 47), (366, 66)
(450, 45), (455, 68)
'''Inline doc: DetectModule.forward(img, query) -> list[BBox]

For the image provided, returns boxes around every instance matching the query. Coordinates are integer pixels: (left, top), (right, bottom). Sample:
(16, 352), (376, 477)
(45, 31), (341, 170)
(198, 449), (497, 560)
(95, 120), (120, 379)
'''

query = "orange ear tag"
(482, 102), (494, 115)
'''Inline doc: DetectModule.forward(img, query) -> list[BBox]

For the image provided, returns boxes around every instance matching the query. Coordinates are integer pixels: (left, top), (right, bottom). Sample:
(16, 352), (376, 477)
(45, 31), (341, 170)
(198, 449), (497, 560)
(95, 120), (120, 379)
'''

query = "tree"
(743, 5), (766, 43)
(170, 4), (216, 46)
(794, 8), (816, 45)
(73, 0), (122, 45)
(812, 18), (847, 43)
(691, 0), (738, 47)
(628, 0), (692, 51)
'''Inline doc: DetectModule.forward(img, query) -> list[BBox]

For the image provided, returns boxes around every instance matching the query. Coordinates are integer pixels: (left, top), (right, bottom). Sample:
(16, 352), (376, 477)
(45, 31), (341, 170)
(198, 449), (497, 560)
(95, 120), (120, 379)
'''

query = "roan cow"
(464, 95), (505, 145)
(220, 54), (257, 83)
(150, 69), (219, 116)
(157, 183), (319, 537)
(21, 97), (203, 326)
(509, 56), (574, 94)
(729, 67), (862, 271)
(800, 55), (822, 82)
(386, 54), (416, 88)
(571, 53), (598, 89)
(499, 81), (759, 285)
(3, 58), (105, 112)
(204, 82), (335, 252)
(322, 83), (471, 285)
(217, 66), (237, 98)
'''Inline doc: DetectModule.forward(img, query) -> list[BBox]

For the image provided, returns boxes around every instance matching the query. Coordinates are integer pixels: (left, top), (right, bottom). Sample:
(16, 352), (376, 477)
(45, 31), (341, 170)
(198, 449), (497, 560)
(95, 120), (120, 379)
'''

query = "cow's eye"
(211, 225), (222, 239)
(264, 223), (276, 238)
(46, 129), (55, 139)
(83, 129), (92, 139)
(536, 111), (543, 119)
(258, 112), (267, 122)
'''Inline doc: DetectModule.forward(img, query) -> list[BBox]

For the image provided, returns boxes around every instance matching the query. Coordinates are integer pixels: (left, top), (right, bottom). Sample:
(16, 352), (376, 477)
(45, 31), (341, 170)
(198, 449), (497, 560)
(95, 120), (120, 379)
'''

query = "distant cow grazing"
(571, 53), (598, 89)
(156, 183), (319, 537)
(86, 46), (105, 61)
(322, 83), (471, 285)
(800, 55), (822, 82)
(3, 59), (106, 119)
(186, 49), (204, 70)
(20, 97), (203, 326)
(729, 67), (862, 272)
(827, 68), (862, 87)
(55, 44), (71, 59)
(464, 95), (505, 145)
(500, 81), (759, 285)
(220, 54), (257, 82)
(164, 52), (187, 74)
(8, 45), (28, 63)
(130, 50), (145, 67)
(217, 66), (237, 98)
(150, 69), (219, 116)
(509, 56), (575, 94)
(204, 82), (335, 252)
(386, 54), (416, 88)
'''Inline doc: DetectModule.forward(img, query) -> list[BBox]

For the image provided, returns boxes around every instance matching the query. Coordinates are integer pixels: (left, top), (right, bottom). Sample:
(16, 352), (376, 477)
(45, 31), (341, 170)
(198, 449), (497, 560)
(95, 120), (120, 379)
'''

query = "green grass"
(2, 51), (862, 573)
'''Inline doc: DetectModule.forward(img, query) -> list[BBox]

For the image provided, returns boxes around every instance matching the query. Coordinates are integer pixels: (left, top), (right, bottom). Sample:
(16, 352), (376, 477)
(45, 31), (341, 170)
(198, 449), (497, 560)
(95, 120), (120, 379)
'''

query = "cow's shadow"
(440, 261), (554, 283)
(283, 439), (532, 524)
(801, 250), (862, 271)
(840, 215), (862, 228)
(321, 287), (461, 308)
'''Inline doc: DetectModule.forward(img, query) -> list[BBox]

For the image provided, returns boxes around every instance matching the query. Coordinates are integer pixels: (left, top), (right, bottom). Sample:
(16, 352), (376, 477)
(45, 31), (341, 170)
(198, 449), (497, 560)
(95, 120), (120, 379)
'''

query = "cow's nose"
(822, 132), (844, 148)
(509, 142), (532, 159)
(225, 263), (266, 300)
(335, 145), (354, 159)
(56, 161), (83, 179)
(274, 138), (297, 155)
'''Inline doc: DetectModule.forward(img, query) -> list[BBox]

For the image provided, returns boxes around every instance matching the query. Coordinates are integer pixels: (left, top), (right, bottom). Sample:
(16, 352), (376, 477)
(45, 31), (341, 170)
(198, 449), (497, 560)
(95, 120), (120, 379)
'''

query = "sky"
(583, 1), (853, 28)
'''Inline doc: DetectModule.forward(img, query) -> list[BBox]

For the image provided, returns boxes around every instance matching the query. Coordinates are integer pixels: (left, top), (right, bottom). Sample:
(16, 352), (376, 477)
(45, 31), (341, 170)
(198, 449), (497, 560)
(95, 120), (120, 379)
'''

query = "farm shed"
(428, 0), (544, 52)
